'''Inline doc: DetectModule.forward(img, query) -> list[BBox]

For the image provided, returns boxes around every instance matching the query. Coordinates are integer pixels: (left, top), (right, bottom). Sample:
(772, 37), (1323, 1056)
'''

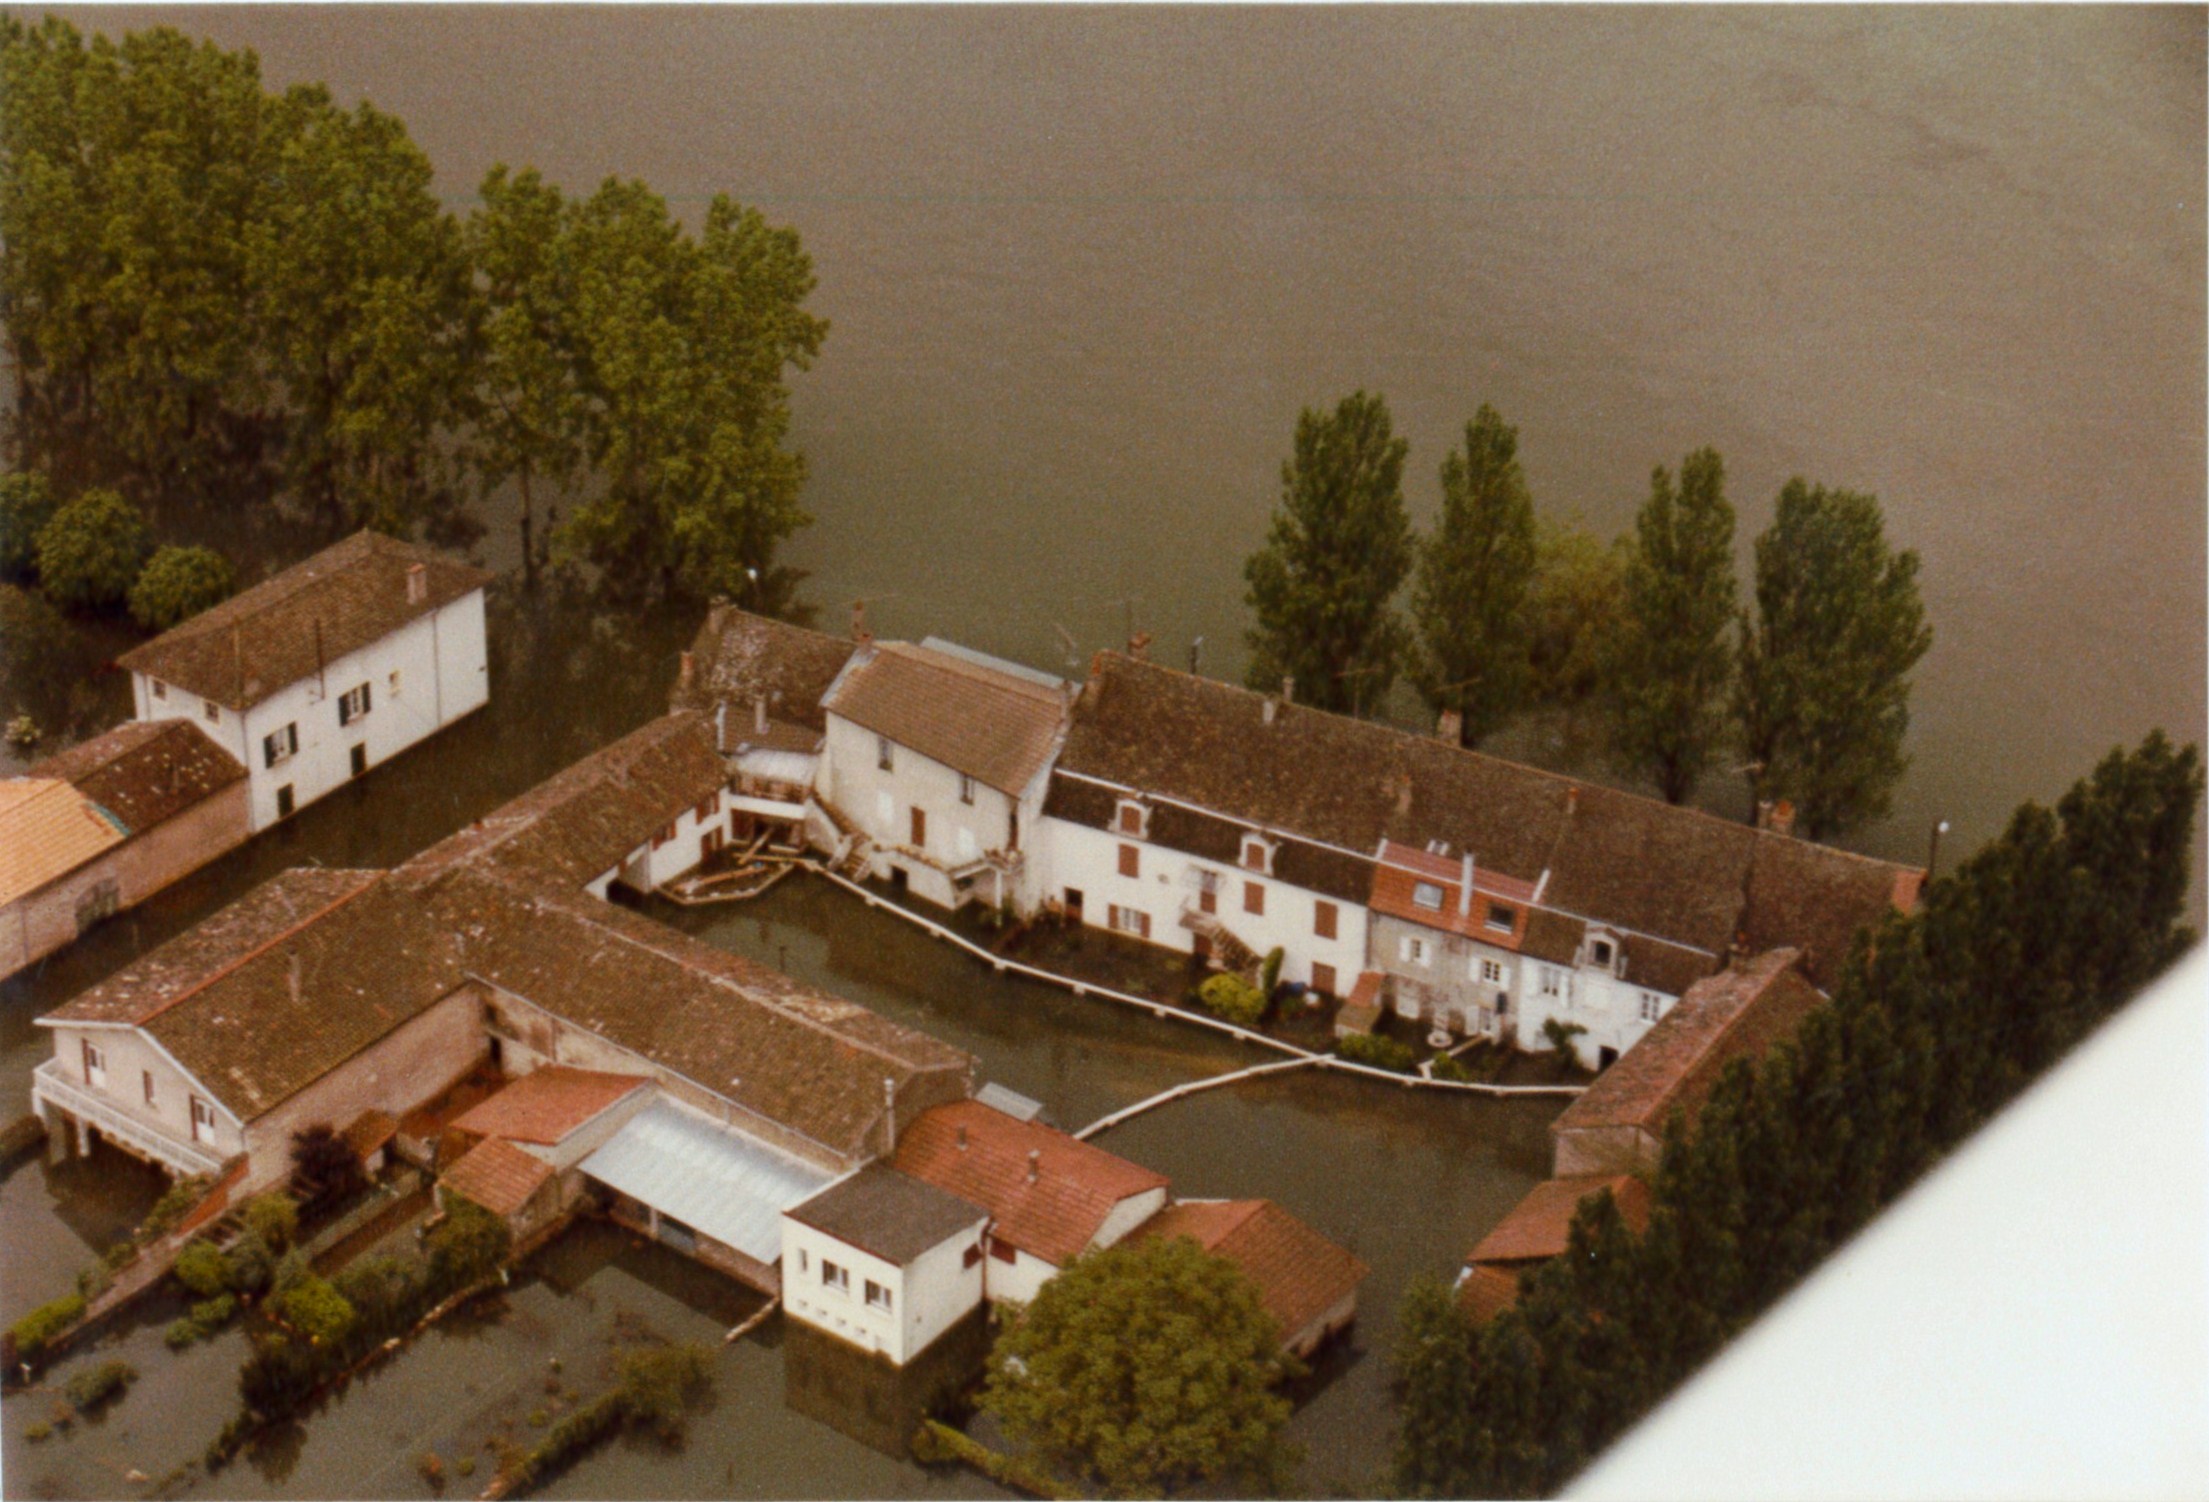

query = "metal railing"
(31, 1059), (227, 1177)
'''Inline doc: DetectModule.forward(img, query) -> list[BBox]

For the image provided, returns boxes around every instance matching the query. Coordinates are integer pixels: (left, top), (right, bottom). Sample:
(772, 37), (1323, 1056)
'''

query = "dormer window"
(1485, 903), (1518, 934)
(1590, 938), (1614, 968)
(1412, 881), (1445, 911)
(1115, 799), (1149, 838)
(1239, 834), (1274, 875)
(876, 736), (894, 772)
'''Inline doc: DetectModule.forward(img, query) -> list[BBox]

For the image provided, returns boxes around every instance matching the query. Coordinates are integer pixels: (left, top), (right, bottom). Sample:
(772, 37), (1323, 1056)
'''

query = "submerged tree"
(1604, 448), (1737, 803)
(1243, 389), (1412, 715)
(1411, 403), (1539, 746)
(1736, 479), (1932, 840)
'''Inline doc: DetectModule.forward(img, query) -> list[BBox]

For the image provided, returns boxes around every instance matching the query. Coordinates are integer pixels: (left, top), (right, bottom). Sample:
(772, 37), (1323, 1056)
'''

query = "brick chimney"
(1263, 696), (1279, 726)
(957, 1124), (969, 1151)
(850, 600), (873, 645)
(1128, 630), (1153, 662)
(1437, 708), (1463, 744)
(1769, 799), (1796, 838)
(405, 562), (427, 605)
(677, 651), (694, 692)
(1459, 851), (1475, 917)
(1281, 674), (1295, 705)
(753, 696), (768, 735)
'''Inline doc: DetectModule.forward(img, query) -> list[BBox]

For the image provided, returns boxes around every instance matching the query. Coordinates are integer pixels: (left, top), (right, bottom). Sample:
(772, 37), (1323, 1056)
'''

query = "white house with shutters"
(119, 530), (491, 832)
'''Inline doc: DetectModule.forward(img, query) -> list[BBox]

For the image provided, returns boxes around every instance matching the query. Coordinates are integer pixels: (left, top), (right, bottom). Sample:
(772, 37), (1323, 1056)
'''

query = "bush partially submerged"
(63, 1359), (136, 1412)
(1336, 1032), (1417, 1072)
(166, 1293), (238, 1349)
(174, 1240), (229, 1298)
(243, 1192), (299, 1253)
(1198, 973), (1267, 1028)
(276, 1275), (356, 1345)
(8, 1293), (86, 1362)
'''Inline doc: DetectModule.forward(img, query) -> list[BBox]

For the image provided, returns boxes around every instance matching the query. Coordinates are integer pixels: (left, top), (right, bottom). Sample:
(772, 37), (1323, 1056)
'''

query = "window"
(1590, 938), (1614, 968)
(695, 792), (719, 822)
(990, 1237), (1017, 1264)
(275, 784), (295, 819)
(651, 821), (675, 849)
(349, 743), (368, 779)
(190, 1095), (216, 1144)
(798, 1248), (808, 1273)
(864, 1279), (893, 1312)
(1240, 834), (1272, 874)
(963, 1243), (983, 1269)
(822, 1259), (850, 1294)
(262, 723), (298, 769)
(338, 681), (372, 725)
(1243, 881), (1264, 917)
(1118, 843), (1140, 879)
(1314, 900), (1338, 940)
(1194, 868), (1220, 914)
(1412, 881), (1445, 911)
(81, 1040), (107, 1089)
(203, 699), (221, 723)
(1312, 962), (1337, 995)
(1539, 966), (1563, 997)
(910, 806), (927, 847)
(959, 773), (976, 805)
(1115, 800), (1146, 835)
(1399, 936), (1430, 967)
(1485, 903), (1518, 933)
(143, 1070), (156, 1107)
(1108, 904), (1151, 940)
(151, 680), (166, 701)
(1480, 958), (1505, 984)
(1639, 991), (1663, 1023)
(876, 736), (894, 772)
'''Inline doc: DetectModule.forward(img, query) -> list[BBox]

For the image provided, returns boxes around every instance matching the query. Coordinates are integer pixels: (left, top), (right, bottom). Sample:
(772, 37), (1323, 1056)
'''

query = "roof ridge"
(883, 641), (1065, 704)
(136, 872), (382, 1030)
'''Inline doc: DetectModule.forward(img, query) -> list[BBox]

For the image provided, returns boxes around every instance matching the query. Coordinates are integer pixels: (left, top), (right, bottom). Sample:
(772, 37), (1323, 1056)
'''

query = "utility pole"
(1926, 818), (1951, 879)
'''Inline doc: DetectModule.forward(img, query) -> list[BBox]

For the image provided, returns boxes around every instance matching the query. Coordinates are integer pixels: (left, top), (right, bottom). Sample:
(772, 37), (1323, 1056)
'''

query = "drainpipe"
(1459, 852), (1474, 918)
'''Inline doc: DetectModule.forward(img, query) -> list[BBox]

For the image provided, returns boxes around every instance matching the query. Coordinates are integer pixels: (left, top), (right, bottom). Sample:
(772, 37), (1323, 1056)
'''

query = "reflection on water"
(783, 1311), (992, 1462)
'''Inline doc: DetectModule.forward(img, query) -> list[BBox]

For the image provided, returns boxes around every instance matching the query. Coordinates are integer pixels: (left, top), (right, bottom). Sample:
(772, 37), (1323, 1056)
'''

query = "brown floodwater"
(2, 6), (2204, 1497)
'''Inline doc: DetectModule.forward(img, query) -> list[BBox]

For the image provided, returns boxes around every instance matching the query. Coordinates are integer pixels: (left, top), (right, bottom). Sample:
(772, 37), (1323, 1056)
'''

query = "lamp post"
(1927, 818), (1952, 879)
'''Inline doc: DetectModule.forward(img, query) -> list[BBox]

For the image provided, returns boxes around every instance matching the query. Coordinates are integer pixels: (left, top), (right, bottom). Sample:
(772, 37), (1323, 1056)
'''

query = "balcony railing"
(32, 1059), (226, 1177)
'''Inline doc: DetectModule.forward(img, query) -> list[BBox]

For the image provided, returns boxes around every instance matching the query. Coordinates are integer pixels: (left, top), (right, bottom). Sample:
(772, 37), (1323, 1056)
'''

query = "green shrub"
(335, 1251), (425, 1338)
(33, 488), (150, 611)
(0, 584), (72, 687)
(222, 1230), (273, 1294)
(0, 471), (57, 579)
(63, 1359), (136, 1412)
(142, 1174), (212, 1241)
(426, 1198), (510, 1290)
(128, 545), (236, 630)
(9, 1292), (86, 1361)
(1430, 1054), (1476, 1084)
(244, 1192), (299, 1252)
(24, 1419), (52, 1442)
(276, 1275), (355, 1345)
(166, 1291), (239, 1348)
(1198, 973), (1267, 1028)
(1258, 946), (1285, 997)
(101, 1241), (139, 1274)
(1540, 1016), (1588, 1069)
(174, 1240), (229, 1298)
(615, 1343), (710, 1438)
(455, 1455), (475, 1478)
(1337, 1032), (1418, 1072)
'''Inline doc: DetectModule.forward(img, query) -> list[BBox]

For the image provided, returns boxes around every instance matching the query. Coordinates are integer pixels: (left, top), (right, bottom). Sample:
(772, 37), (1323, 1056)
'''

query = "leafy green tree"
(980, 1234), (1302, 1497)
(426, 1197), (511, 1289)
(173, 1240), (229, 1299)
(1605, 449), (1737, 803)
(275, 1274), (355, 1345)
(1198, 973), (1266, 1027)
(1525, 520), (1630, 717)
(1412, 404), (1538, 746)
(1736, 480), (1931, 839)
(128, 544), (234, 629)
(1242, 390), (1412, 715)
(34, 486), (150, 610)
(1389, 1274), (1482, 1497)
(555, 177), (826, 602)
(0, 470), (57, 577)
(467, 165), (584, 585)
(243, 1191), (300, 1252)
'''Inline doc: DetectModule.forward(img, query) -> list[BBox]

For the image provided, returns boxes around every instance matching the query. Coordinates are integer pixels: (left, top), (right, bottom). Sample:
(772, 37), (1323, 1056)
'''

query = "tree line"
(0, 16), (824, 606)
(1388, 730), (2201, 1498)
(1240, 392), (1932, 839)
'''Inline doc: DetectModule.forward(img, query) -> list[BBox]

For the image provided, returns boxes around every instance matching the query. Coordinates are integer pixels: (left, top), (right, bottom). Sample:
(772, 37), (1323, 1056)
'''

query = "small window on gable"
(1115, 800), (1146, 836)
(876, 736), (894, 772)
(1412, 881), (1445, 911)
(151, 680), (166, 701)
(1240, 834), (1272, 874)
(960, 773), (976, 805)
(1590, 938), (1614, 968)
(204, 699), (220, 723)
(1485, 903), (1518, 933)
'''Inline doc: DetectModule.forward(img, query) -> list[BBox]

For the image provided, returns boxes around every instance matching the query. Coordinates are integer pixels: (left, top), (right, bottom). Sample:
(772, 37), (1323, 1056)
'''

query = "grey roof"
(918, 637), (1068, 691)
(578, 1097), (835, 1264)
(975, 1081), (1047, 1123)
(786, 1164), (988, 1266)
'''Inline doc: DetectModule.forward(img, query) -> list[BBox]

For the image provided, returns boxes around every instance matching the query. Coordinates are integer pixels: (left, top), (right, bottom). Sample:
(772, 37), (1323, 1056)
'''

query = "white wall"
(36, 1022), (246, 1160)
(981, 1241), (1061, 1307)
(1512, 954), (1675, 1068)
(781, 1209), (987, 1365)
(820, 714), (1024, 911)
(1040, 816), (1369, 993)
(137, 589), (488, 833)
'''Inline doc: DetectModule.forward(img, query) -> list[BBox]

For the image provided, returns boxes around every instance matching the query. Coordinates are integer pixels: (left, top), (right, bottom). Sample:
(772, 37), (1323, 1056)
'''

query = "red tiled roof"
(1346, 971), (1385, 1010)
(1552, 948), (1824, 1141)
(1456, 1263), (1523, 1324)
(1370, 845), (1536, 949)
(1132, 1199), (1369, 1344)
(449, 1066), (648, 1146)
(1468, 1173), (1653, 1266)
(441, 1135), (554, 1219)
(825, 643), (1067, 796)
(892, 1100), (1168, 1267)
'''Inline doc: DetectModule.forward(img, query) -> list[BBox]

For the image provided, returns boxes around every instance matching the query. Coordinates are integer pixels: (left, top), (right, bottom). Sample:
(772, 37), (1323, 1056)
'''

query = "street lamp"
(1927, 818), (1952, 879)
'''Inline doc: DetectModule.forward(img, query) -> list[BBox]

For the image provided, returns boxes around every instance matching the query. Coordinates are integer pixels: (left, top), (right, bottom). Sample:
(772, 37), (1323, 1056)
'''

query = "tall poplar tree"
(1242, 390), (1412, 715)
(1736, 479), (1931, 839)
(1412, 403), (1538, 746)
(1605, 448), (1737, 803)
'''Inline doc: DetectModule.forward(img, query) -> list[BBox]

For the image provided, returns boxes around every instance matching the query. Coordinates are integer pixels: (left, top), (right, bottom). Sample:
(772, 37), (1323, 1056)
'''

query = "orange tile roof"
(892, 1100), (1168, 1267)
(1469, 1173), (1653, 1267)
(1133, 1199), (1369, 1345)
(341, 1109), (398, 1158)
(1370, 841), (1541, 949)
(449, 1066), (648, 1146)
(1456, 1263), (1523, 1324)
(0, 778), (127, 904)
(441, 1136), (554, 1219)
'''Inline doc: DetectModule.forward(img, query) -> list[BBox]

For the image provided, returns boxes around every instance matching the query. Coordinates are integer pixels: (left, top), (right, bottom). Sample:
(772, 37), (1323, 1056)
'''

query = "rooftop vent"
(1026, 1148), (1040, 1184)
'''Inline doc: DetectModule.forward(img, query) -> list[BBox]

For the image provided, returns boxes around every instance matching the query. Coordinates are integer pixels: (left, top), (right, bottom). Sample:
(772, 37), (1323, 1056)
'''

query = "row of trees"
(0, 17), (825, 603)
(1241, 393), (1932, 837)
(1389, 730), (2202, 1498)
(1, 470), (235, 628)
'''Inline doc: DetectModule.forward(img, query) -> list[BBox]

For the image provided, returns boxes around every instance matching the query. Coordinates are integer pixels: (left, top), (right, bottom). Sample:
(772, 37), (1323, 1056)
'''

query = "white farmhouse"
(119, 530), (492, 831)
(815, 640), (1070, 914)
(781, 1164), (990, 1366)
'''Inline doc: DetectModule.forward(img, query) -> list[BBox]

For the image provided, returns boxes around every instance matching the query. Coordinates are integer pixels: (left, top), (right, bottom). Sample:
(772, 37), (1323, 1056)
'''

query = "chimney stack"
(850, 600), (873, 644)
(1755, 799), (1775, 831)
(678, 651), (695, 692)
(1769, 800), (1796, 838)
(1565, 785), (1580, 815)
(715, 701), (727, 749)
(288, 949), (302, 1005)
(1262, 696), (1278, 727)
(1460, 851), (1474, 917)
(1026, 1148), (1040, 1184)
(957, 1124), (969, 1151)
(1128, 630), (1153, 662)
(405, 561), (428, 605)
(754, 695), (768, 735)
(1281, 674), (1295, 705)
(1437, 708), (1463, 744)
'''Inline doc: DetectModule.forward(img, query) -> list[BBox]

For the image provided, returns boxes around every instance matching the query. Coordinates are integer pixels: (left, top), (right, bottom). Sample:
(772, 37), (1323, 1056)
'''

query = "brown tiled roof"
(674, 605), (857, 732)
(786, 1164), (988, 1266)
(0, 779), (125, 904)
(44, 868), (381, 1027)
(1456, 1263), (1523, 1323)
(893, 1100), (1168, 1267)
(1552, 948), (1824, 1141)
(117, 531), (492, 710)
(1059, 653), (1916, 972)
(28, 719), (245, 833)
(441, 1135), (554, 1219)
(341, 1108), (398, 1158)
(1619, 934), (1720, 1000)
(449, 1066), (647, 1146)
(1468, 1173), (1653, 1266)
(1131, 1199), (1369, 1344)
(825, 643), (1068, 796)
(403, 712), (724, 888)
